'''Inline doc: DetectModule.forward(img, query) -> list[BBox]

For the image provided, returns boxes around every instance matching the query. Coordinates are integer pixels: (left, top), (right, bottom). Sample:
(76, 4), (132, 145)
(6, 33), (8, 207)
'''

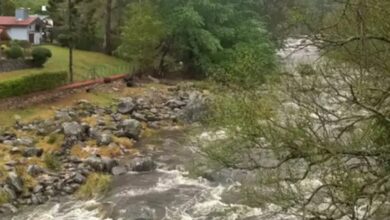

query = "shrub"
(0, 189), (10, 205)
(31, 47), (52, 67)
(5, 45), (23, 59)
(0, 71), (67, 99)
(44, 153), (61, 171)
(11, 40), (31, 49)
(208, 42), (276, 88)
(77, 173), (112, 199)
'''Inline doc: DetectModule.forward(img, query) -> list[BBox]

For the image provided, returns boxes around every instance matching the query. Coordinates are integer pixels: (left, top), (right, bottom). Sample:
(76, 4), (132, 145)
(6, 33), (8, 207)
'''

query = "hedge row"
(0, 71), (68, 99)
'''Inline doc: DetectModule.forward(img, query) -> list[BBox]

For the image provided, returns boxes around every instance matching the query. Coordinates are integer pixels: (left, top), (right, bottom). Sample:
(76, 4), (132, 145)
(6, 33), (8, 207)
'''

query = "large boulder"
(62, 122), (83, 137)
(15, 137), (34, 147)
(84, 155), (118, 172)
(23, 147), (43, 158)
(102, 157), (118, 172)
(130, 157), (157, 172)
(118, 119), (142, 140)
(111, 166), (127, 176)
(27, 165), (45, 177)
(0, 203), (18, 214)
(6, 172), (23, 193)
(96, 133), (113, 146)
(84, 155), (104, 171)
(117, 98), (136, 114)
(179, 91), (208, 123)
(165, 99), (186, 109)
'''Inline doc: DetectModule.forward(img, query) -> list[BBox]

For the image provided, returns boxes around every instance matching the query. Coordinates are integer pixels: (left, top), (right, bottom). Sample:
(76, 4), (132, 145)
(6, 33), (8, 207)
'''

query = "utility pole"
(68, 0), (74, 82)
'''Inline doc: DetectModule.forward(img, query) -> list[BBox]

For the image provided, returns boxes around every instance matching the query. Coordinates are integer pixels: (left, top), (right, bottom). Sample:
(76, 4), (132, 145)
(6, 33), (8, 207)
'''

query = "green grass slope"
(0, 45), (130, 82)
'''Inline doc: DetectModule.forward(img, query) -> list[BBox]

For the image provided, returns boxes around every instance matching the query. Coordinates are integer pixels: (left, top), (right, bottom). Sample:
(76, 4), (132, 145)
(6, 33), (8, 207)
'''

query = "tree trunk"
(68, 0), (74, 82)
(104, 0), (112, 54)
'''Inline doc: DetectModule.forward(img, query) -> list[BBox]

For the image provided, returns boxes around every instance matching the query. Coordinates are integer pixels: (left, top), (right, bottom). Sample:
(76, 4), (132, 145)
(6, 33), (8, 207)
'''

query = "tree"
(203, 0), (390, 219)
(116, 1), (166, 75)
(104, 0), (112, 54)
(12, 0), (48, 14)
(117, 0), (276, 79)
(0, 0), (15, 16)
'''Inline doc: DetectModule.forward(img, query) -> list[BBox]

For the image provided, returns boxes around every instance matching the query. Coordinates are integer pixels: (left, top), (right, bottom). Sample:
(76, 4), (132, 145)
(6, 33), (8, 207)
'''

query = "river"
(7, 38), (313, 220)
(8, 127), (283, 220)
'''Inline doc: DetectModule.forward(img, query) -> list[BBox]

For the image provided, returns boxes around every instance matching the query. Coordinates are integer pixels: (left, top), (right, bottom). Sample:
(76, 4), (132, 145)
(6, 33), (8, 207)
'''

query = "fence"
(82, 64), (132, 80)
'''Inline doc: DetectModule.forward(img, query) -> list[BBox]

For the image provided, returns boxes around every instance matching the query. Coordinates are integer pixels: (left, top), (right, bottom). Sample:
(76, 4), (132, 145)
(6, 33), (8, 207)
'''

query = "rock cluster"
(0, 84), (208, 214)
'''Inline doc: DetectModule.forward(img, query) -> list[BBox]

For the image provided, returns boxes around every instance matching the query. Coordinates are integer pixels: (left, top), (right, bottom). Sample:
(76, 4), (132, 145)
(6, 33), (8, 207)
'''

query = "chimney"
(15, 8), (29, 20)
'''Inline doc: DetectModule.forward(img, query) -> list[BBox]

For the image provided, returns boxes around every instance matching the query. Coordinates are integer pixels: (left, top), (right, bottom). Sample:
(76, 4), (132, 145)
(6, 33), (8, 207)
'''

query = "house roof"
(0, 16), (38, 27)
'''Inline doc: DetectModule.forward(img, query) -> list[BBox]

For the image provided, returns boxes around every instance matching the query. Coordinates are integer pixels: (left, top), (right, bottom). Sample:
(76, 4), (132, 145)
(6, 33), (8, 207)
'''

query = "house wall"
(6, 22), (42, 44)
(7, 27), (28, 41)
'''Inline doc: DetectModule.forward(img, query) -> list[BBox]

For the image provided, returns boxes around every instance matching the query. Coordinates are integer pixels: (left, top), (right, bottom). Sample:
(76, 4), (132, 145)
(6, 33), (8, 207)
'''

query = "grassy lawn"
(0, 45), (130, 82)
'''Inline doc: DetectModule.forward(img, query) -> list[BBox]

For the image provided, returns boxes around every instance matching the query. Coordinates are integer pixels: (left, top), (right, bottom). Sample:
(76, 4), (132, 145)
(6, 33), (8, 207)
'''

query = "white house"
(0, 8), (43, 44)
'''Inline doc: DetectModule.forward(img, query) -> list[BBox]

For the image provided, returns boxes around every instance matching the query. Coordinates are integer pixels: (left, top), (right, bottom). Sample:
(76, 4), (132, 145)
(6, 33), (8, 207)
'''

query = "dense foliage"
(117, 0), (277, 82)
(203, 0), (390, 219)
(0, 71), (67, 98)
(5, 44), (23, 59)
(32, 47), (53, 67)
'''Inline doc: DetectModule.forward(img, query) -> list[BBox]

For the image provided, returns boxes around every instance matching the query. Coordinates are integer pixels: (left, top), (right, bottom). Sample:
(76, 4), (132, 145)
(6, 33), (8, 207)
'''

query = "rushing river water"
(8, 127), (278, 220)
(7, 38), (315, 220)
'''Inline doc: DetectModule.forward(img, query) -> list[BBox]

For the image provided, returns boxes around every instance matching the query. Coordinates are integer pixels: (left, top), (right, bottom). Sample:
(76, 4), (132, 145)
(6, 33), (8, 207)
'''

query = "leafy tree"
(118, 0), (276, 81)
(0, 0), (15, 16)
(116, 1), (166, 75)
(12, 0), (48, 14)
(203, 0), (390, 219)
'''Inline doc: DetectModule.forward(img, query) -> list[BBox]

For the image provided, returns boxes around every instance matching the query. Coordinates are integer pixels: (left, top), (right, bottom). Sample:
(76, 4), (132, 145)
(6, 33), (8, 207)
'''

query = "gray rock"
(111, 166), (127, 176)
(62, 122), (83, 137)
(0, 203), (18, 214)
(2, 185), (16, 200)
(45, 189), (56, 196)
(6, 172), (23, 193)
(102, 157), (118, 172)
(166, 99), (186, 109)
(23, 147), (43, 158)
(55, 111), (72, 121)
(132, 112), (147, 122)
(118, 98), (136, 114)
(16, 137), (34, 147)
(84, 155), (104, 171)
(119, 119), (142, 140)
(27, 165), (44, 177)
(97, 133), (112, 146)
(73, 173), (86, 184)
(63, 186), (74, 194)
(10, 147), (21, 155)
(31, 194), (45, 205)
(33, 184), (44, 193)
(131, 157), (157, 172)
(179, 91), (208, 123)
(88, 126), (100, 138)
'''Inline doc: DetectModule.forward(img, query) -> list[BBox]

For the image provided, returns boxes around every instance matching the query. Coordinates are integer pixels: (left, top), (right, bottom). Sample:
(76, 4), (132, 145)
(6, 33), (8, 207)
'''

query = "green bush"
(44, 153), (62, 171)
(0, 71), (68, 99)
(77, 173), (112, 199)
(5, 45), (24, 59)
(208, 42), (277, 88)
(11, 40), (31, 49)
(32, 47), (53, 67)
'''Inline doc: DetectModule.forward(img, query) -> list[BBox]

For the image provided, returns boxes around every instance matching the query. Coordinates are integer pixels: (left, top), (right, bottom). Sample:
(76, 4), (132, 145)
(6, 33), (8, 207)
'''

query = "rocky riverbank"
(0, 82), (208, 215)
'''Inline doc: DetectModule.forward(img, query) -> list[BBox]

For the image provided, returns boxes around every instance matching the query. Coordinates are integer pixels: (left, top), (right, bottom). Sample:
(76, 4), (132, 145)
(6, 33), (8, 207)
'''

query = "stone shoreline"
(0, 82), (207, 215)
